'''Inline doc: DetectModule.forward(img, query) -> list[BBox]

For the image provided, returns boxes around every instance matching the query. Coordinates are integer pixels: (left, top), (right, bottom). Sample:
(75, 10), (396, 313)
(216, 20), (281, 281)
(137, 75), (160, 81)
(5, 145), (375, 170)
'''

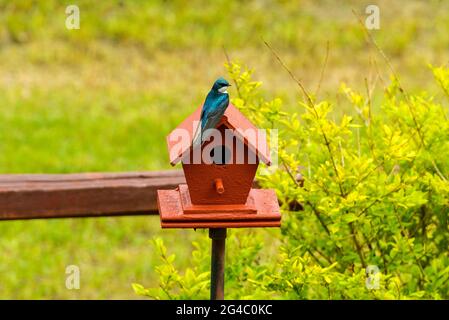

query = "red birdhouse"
(157, 103), (281, 228)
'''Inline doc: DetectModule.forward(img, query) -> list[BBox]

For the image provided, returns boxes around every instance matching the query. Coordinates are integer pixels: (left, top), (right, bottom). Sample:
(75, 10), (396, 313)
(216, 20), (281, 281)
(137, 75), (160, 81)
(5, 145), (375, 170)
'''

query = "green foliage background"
(0, 0), (448, 298)
(136, 63), (449, 299)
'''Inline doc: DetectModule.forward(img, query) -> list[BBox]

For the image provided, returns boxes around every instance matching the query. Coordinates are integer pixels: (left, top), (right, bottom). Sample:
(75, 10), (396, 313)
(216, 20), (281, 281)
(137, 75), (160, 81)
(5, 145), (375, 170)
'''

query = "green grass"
(0, 217), (203, 299)
(0, 0), (448, 298)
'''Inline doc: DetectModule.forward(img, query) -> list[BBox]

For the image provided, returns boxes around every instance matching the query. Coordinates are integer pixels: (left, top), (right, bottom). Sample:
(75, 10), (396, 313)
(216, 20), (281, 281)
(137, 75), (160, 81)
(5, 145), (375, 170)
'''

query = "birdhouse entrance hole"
(210, 145), (231, 165)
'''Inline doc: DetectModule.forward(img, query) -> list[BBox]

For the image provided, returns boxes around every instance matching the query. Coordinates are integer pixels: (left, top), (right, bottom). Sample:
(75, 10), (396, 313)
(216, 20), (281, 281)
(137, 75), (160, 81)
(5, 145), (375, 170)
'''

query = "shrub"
(134, 61), (449, 299)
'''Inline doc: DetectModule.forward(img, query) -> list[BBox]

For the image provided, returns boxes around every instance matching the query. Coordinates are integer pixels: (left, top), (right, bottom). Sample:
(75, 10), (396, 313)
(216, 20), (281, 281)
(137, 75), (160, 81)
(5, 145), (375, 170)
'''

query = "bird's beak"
(228, 84), (232, 87)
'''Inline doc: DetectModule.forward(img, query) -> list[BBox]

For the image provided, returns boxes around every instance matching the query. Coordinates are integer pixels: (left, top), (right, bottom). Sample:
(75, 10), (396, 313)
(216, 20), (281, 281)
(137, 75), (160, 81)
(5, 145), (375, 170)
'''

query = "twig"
(352, 9), (426, 147)
(306, 247), (326, 267)
(431, 159), (447, 181)
(222, 46), (242, 99)
(392, 207), (426, 279)
(352, 161), (385, 190)
(262, 38), (314, 107)
(349, 221), (366, 268)
(352, 10), (400, 88)
(263, 39), (346, 197)
(374, 236), (389, 274)
(293, 232), (331, 267)
(432, 63), (449, 101)
(364, 77), (375, 124)
(363, 76), (379, 161)
(306, 200), (331, 236)
(370, 56), (386, 88)
(315, 41), (330, 97)
(356, 184), (404, 218)
(281, 159), (301, 188)
(281, 159), (339, 243)
(352, 9), (448, 182)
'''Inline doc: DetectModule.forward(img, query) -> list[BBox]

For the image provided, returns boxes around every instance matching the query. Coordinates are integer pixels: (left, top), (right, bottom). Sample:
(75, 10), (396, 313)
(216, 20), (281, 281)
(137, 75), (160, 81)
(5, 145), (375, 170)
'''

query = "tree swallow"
(193, 77), (231, 147)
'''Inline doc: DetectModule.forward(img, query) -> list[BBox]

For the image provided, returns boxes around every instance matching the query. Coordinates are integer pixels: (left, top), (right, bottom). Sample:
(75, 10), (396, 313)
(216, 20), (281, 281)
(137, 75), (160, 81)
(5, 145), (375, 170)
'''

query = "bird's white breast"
(218, 87), (228, 94)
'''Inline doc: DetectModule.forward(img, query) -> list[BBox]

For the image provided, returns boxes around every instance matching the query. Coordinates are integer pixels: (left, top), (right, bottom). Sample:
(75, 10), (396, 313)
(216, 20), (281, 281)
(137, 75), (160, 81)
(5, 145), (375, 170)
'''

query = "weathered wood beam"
(0, 170), (185, 220)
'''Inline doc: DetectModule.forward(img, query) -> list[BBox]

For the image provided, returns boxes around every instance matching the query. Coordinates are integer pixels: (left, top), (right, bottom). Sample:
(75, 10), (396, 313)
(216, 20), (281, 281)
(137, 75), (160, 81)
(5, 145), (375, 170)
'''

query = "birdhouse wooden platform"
(157, 103), (281, 228)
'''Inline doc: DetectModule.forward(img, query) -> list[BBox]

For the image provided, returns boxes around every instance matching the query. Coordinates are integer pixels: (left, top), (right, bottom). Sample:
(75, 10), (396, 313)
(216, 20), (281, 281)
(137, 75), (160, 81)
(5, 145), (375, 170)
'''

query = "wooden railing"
(0, 169), (276, 300)
(0, 170), (185, 220)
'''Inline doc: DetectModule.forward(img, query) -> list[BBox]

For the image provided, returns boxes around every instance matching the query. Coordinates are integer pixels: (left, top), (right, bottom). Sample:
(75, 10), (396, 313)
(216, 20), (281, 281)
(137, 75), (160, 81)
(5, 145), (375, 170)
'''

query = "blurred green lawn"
(0, 0), (448, 298)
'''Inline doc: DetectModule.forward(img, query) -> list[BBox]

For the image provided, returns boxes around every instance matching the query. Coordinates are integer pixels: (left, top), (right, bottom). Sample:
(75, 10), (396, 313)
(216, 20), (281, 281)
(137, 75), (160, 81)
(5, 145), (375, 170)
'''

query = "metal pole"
(209, 228), (227, 300)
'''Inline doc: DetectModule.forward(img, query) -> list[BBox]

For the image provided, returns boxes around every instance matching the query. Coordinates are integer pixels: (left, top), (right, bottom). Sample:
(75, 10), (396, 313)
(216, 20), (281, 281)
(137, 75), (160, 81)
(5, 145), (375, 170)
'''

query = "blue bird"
(193, 77), (231, 147)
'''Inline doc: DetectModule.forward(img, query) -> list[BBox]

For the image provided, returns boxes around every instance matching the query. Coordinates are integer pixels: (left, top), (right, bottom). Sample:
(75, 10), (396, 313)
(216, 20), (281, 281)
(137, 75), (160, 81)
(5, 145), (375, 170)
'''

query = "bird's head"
(212, 77), (231, 94)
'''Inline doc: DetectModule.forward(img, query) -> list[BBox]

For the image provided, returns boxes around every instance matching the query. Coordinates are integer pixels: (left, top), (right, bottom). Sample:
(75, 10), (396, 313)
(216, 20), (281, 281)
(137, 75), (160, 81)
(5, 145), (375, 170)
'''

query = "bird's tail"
(192, 121), (202, 148)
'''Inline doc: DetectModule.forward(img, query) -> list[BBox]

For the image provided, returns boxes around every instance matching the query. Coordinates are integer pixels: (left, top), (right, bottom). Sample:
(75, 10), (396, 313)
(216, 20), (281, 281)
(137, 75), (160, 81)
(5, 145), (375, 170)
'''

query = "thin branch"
(313, 246), (334, 265)
(306, 200), (331, 236)
(222, 45), (242, 99)
(306, 247), (326, 267)
(356, 184), (404, 218)
(392, 207), (426, 279)
(315, 40), (330, 97)
(363, 76), (379, 161)
(352, 10), (400, 87)
(370, 56), (387, 88)
(353, 9), (448, 182)
(349, 221), (366, 268)
(281, 159), (301, 188)
(262, 38), (314, 107)
(352, 161), (385, 190)
(263, 39), (346, 197)
(432, 63), (449, 101)
(352, 9), (426, 147)
(431, 159), (448, 181)
(435, 77), (449, 100)
(281, 159), (338, 241)
(364, 77), (375, 124)
(374, 236), (389, 274)
(292, 231), (332, 267)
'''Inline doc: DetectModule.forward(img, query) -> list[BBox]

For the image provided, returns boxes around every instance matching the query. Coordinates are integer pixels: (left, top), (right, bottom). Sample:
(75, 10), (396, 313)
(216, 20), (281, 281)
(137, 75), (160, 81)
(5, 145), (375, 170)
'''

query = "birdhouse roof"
(167, 104), (271, 166)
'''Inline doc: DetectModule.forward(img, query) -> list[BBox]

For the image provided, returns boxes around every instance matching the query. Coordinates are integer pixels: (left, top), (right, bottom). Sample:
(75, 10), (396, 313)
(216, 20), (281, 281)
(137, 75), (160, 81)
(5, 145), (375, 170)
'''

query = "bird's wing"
(199, 95), (229, 143)
(192, 93), (213, 147)
(201, 94), (229, 129)
(193, 93), (229, 147)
